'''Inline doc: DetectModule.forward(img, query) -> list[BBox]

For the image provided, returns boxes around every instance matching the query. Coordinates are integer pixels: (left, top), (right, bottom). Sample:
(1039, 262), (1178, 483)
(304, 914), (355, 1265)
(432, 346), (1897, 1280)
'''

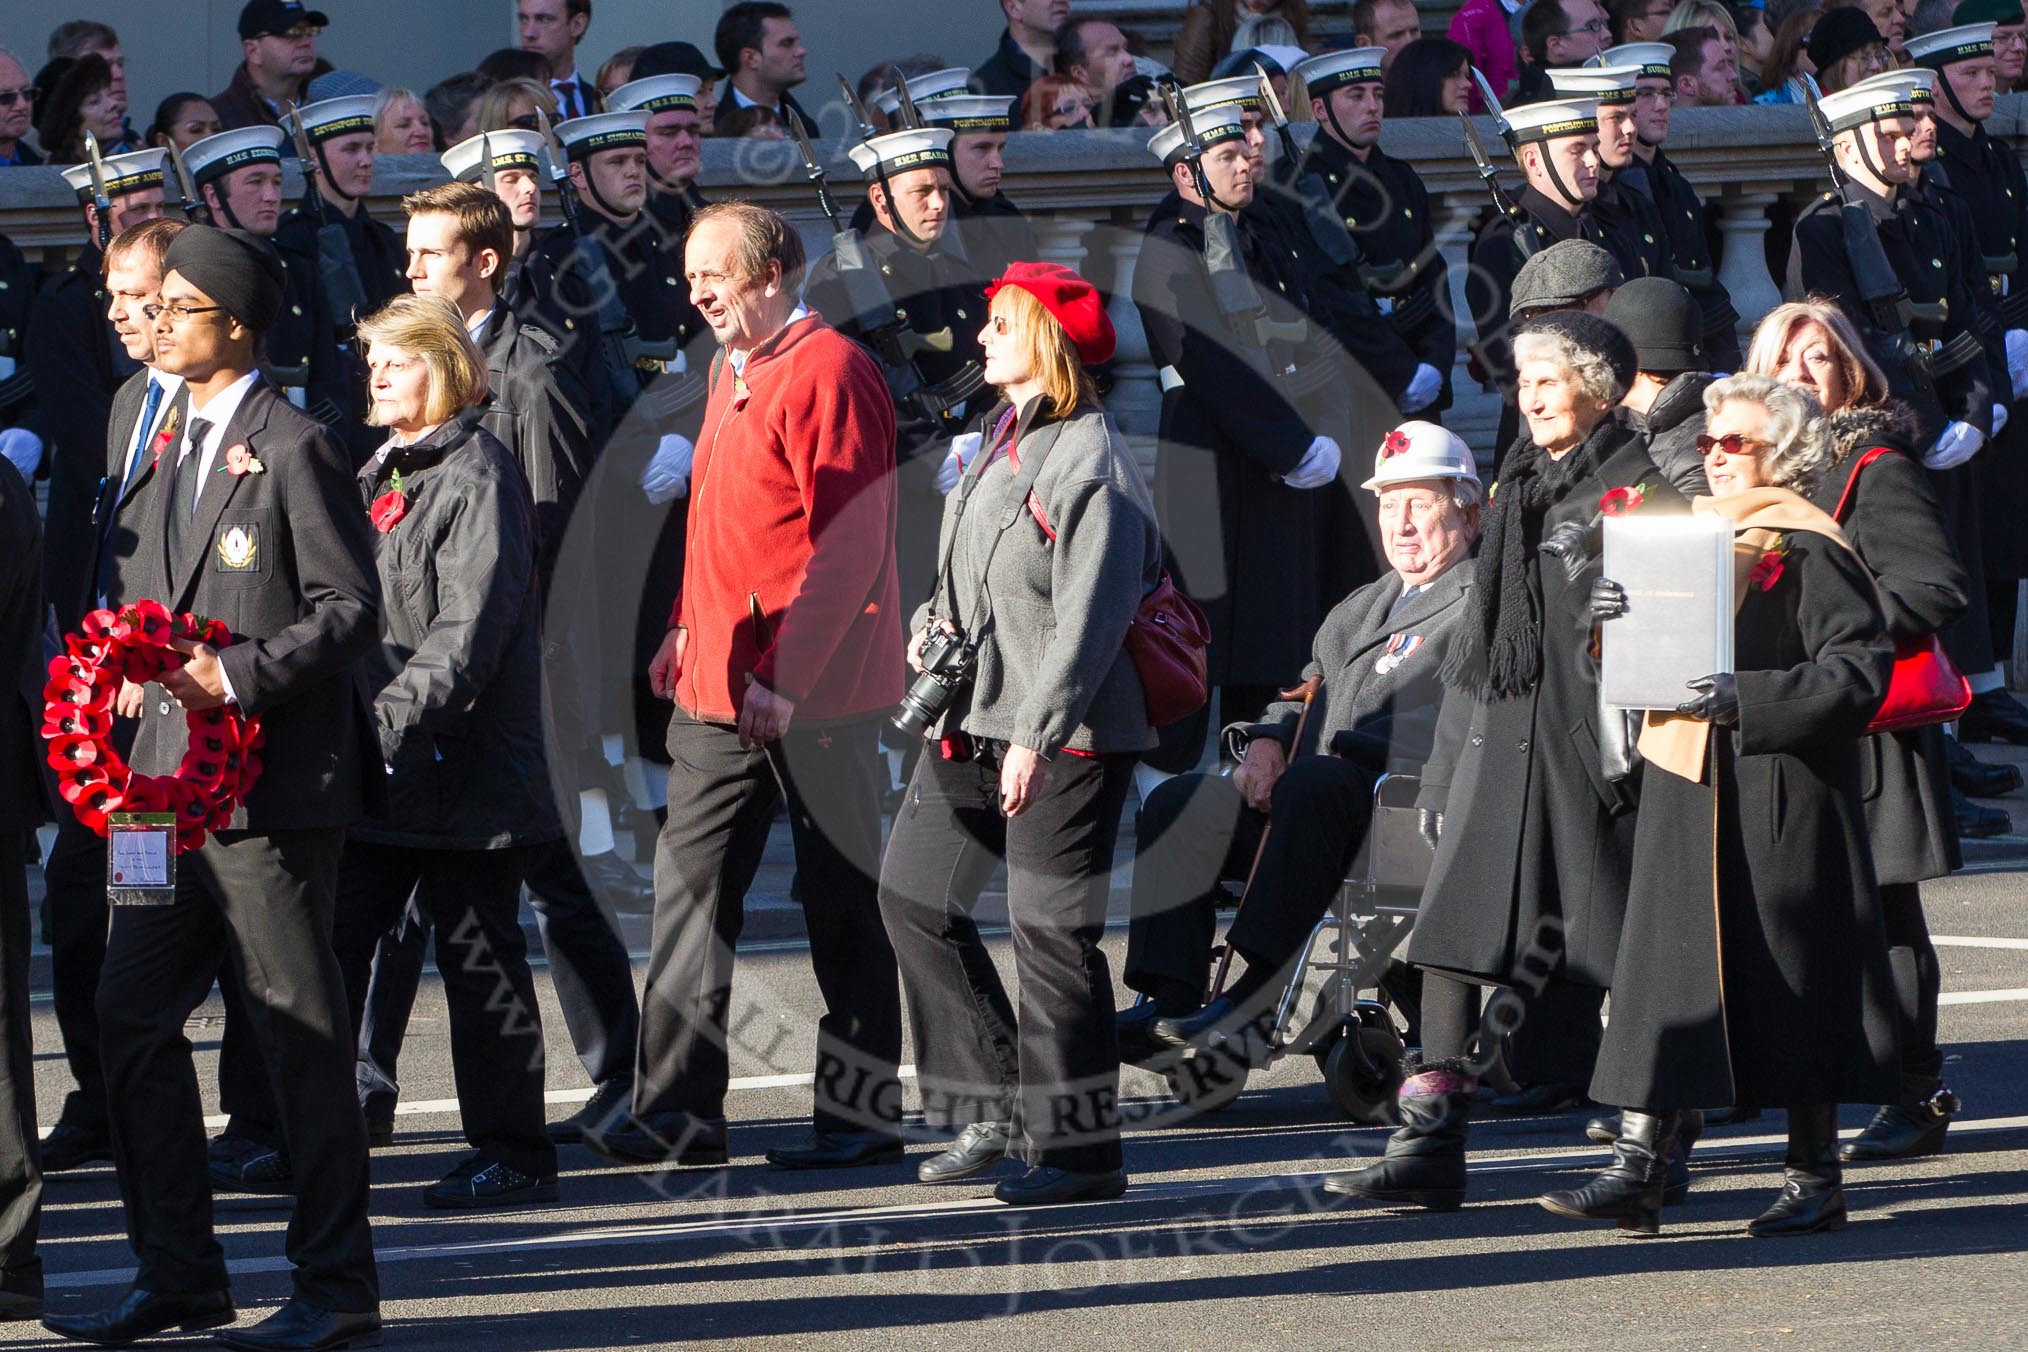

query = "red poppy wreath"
(42, 599), (266, 853)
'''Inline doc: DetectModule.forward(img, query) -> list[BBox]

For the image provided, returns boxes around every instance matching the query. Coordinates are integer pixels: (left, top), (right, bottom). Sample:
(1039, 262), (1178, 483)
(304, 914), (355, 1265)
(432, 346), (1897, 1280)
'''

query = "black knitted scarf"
(1441, 427), (1611, 701)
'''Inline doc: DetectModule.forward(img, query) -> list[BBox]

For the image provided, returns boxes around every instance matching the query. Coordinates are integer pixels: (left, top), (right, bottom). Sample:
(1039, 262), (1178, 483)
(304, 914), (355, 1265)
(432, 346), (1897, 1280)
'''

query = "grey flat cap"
(1509, 239), (1625, 317)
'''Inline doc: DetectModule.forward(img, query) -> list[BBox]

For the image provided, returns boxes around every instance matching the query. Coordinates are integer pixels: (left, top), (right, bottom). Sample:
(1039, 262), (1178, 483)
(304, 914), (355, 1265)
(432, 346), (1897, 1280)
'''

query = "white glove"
(0, 428), (42, 480)
(1402, 362), (1444, 414)
(639, 432), (694, 504)
(1283, 435), (1342, 490)
(1925, 419), (1985, 470)
(2007, 329), (2028, 401)
(1995, 402), (2011, 438)
(937, 432), (983, 494)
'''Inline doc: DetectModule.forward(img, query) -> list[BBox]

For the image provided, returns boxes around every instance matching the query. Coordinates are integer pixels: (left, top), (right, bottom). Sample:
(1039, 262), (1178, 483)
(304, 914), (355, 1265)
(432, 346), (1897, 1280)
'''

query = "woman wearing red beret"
(878, 262), (1164, 1205)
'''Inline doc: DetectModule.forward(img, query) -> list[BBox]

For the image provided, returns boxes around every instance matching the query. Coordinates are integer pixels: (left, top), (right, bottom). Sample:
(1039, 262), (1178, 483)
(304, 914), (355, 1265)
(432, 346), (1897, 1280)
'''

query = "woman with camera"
(878, 262), (1162, 1207)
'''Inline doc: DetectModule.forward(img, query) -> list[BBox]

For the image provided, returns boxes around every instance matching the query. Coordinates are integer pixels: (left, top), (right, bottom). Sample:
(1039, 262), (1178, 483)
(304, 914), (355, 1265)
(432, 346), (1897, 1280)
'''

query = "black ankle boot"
(1841, 1079), (1959, 1162)
(1663, 1110), (1703, 1206)
(1749, 1103), (1848, 1236)
(1323, 1062), (1474, 1211)
(1538, 1108), (1679, 1235)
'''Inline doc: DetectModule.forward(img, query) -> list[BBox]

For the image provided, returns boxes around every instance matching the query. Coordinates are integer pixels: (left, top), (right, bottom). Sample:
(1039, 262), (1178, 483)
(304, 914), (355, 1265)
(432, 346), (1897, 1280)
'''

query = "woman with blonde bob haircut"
(330, 292), (564, 1209)
(880, 261), (1165, 1207)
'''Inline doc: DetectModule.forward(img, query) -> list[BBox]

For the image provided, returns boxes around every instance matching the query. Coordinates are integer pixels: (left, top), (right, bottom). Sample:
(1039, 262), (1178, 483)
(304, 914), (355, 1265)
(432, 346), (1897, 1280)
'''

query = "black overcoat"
(1407, 422), (1667, 989)
(1807, 405), (1968, 886)
(1590, 521), (1898, 1110)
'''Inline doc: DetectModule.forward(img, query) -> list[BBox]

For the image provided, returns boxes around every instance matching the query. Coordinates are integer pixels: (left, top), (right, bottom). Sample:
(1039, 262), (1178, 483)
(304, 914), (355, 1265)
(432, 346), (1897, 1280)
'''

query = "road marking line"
(1932, 935), (2028, 950)
(43, 1114), (2028, 1290)
(1939, 987), (2028, 1005)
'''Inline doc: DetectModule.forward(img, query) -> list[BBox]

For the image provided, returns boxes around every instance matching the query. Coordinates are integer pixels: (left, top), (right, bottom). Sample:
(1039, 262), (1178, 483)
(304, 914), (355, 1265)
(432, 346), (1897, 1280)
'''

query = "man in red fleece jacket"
(582, 201), (909, 1172)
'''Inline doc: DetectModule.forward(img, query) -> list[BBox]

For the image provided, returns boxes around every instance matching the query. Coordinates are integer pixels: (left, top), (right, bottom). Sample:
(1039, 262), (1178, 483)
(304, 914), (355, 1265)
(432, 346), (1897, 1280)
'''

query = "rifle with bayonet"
(1461, 69), (1534, 260)
(1158, 79), (1311, 356)
(166, 140), (207, 223)
(282, 100), (370, 328)
(1803, 89), (1940, 405)
(83, 132), (114, 251)
(1254, 62), (1361, 271)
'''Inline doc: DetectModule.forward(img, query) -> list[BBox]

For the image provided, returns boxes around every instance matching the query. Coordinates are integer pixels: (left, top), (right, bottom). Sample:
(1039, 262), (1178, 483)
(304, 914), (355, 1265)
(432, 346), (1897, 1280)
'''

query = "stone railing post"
(1098, 220), (1162, 460)
(1716, 190), (1785, 343)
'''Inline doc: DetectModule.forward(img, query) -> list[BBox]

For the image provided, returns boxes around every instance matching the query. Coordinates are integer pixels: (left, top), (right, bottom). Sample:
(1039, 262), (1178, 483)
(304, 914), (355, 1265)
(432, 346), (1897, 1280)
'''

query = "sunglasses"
(0, 88), (32, 107)
(1696, 432), (1771, 457)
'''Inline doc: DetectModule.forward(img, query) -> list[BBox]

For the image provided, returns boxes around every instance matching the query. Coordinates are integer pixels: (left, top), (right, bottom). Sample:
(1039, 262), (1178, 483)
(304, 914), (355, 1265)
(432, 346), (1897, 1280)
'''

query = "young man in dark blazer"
(43, 225), (382, 1352)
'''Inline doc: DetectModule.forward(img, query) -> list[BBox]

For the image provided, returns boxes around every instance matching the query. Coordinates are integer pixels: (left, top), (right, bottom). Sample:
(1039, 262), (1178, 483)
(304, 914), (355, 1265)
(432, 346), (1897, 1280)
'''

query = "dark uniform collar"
(1518, 184), (1589, 237)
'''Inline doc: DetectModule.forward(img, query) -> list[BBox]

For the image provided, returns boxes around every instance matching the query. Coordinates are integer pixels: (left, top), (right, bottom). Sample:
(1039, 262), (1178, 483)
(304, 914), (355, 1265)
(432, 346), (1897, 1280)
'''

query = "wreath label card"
(107, 812), (176, 905)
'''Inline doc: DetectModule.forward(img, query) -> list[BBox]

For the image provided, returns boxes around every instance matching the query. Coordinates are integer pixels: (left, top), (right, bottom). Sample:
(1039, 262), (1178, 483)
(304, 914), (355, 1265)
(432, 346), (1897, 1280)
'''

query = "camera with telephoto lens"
(892, 625), (977, 739)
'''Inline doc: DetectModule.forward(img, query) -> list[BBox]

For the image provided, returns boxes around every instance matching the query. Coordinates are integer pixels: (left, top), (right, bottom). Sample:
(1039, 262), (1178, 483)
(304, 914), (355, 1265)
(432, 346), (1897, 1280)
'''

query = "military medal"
(1375, 632), (1423, 675)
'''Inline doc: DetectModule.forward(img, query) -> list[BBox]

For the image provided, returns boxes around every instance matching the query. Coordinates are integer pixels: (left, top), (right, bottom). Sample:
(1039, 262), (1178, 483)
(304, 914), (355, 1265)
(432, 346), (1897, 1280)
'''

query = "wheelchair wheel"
(1162, 1047), (1249, 1116)
(1324, 1019), (1406, 1125)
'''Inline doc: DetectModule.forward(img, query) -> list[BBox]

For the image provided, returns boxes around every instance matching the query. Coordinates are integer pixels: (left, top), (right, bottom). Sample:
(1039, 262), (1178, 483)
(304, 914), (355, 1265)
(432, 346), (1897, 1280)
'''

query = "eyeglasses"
(1567, 18), (1611, 35)
(0, 88), (32, 107)
(1635, 87), (1677, 105)
(1695, 432), (1771, 457)
(989, 314), (1010, 334)
(143, 303), (227, 324)
(267, 24), (323, 40)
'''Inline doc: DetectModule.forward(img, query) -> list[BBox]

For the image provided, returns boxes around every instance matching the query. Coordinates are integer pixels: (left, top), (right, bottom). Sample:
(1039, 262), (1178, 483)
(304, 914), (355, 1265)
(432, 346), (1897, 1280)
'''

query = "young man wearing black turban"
(45, 225), (384, 1352)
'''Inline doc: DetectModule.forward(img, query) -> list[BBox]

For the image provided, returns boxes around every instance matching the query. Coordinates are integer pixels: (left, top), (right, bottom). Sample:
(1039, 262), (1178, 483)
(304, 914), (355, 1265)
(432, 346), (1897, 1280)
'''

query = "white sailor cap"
(441, 129), (546, 182)
(1501, 96), (1599, 146)
(1848, 68), (1937, 106)
(1148, 105), (1249, 166)
(1817, 81), (1918, 133)
(606, 74), (701, 115)
(1362, 421), (1481, 494)
(1181, 75), (1264, 116)
(847, 127), (955, 177)
(1547, 64), (1641, 104)
(61, 147), (167, 202)
(873, 67), (973, 117)
(554, 111), (649, 159)
(1597, 42), (1674, 80)
(182, 126), (287, 185)
(1906, 21), (1998, 67)
(916, 95), (1016, 133)
(279, 94), (377, 145)
(1289, 47), (1386, 96)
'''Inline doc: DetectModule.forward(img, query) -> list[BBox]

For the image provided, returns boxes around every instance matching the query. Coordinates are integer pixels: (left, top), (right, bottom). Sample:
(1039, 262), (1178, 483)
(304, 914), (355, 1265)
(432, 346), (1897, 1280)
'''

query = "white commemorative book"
(1600, 513), (1735, 711)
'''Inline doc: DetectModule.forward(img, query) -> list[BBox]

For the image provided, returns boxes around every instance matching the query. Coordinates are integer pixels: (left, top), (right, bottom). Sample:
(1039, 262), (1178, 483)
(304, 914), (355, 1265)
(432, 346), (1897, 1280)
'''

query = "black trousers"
(1123, 761), (1374, 998)
(638, 713), (901, 1132)
(95, 829), (376, 1310)
(1881, 881), (1944, 1084)
(330, 842), (556, 1179)
(879, 749), (1135, 1173)
(0, 832), (42, 1300)
(42, 812), (109, 1135)
(355, 839), (639, 1121)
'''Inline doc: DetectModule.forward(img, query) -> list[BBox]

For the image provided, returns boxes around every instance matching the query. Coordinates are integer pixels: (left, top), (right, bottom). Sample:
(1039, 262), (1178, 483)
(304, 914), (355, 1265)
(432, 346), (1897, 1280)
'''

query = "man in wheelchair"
(1121, 422), (1481, 1063)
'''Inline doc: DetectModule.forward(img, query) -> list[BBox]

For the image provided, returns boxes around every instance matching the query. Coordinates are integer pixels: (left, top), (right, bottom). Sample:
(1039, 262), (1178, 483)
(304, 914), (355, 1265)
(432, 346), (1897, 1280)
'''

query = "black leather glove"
(1676, 673), (1740, 727)
(1538, 520), (1593, 582)
(1588, 577), (1629, 623)
(1417, 808), (1444, 852)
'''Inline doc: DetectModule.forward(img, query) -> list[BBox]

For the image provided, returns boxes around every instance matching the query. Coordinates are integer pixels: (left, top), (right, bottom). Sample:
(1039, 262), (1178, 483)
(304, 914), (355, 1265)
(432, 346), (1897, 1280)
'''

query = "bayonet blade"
(167, 140), (203, 221)
(479, 130), (497, 195)
(838, 73), (877, 141)
(534, 106), (569, 183)
(893, 69), (924, 132)
(1254, 61), (1289, 129)
(83, 131), (113, 235)
(1469, 66), (1509, 132)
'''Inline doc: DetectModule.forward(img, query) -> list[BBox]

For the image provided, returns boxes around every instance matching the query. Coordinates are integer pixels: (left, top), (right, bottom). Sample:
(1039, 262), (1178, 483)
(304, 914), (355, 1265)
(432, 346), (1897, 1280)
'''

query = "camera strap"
(931, 403), (1057, 633)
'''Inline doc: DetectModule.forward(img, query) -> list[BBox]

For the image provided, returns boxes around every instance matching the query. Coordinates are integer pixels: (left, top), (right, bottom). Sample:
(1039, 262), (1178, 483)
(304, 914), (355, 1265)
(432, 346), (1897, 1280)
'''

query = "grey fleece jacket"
(913, 398), (1162, 756)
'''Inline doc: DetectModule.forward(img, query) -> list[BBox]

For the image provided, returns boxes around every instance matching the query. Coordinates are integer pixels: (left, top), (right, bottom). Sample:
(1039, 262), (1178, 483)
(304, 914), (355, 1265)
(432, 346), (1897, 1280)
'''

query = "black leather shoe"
(1115, 1003), (1170, 1070)
(1953, 787), (2012, 839)
(1749, 1103), (1847, 1237)
(993, 1165), (1128, 1206)
(43, 1286), (235, 1345)
(547, 1078), (634, 1144)
(216, 1299), (380, 1350)
(1946, 736), (2023, 797)
(766, 1130), (905, 1170)
(1705, 1104), (1762, 1126)
(207, 1134), (293, 1195)
(581, 1111), (728, 1166)
(0, 1290), (43, 1321)
(39, 1122), (115, 1173)
(1959, 688), (2028, 746)
(580, 850), (654, 914)
(1150, 996), (1276, 1065)
(364, 1120), (394, 1151)
(1840, 1086), (1960, 1162)
(423, 1157), (560, 1209)
(1488, 1082), (1590, 1115)
(1585, 1112), (1620, 1144)
(918, 1121), (1012, 1183)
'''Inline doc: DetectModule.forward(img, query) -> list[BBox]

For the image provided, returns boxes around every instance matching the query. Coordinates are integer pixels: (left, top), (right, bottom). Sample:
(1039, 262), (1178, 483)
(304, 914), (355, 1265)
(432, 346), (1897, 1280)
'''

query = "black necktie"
(166, 417), (211, 561)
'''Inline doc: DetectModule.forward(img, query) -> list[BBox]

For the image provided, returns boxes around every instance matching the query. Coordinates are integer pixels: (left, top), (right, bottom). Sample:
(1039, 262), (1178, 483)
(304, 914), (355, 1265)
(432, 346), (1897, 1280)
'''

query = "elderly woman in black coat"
(331, 295), (562, 1210)
(1327, 311), (1674, 1213)
(1550, 373), (1899, 1238)
(1751, 301), (1972, 1162)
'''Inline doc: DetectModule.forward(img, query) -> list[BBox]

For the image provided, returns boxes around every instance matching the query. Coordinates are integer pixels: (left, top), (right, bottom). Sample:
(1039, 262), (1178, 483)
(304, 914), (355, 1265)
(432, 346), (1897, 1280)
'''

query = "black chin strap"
(1854, 127), (1894, 188)
(1936, 69), (1977, 126)
(209, 186), (245, 231)
(584, 168), (634, 223)
(311, 140), (358, 206)
(1537, 143), (1586, 212)
(872, 162), (931, 249)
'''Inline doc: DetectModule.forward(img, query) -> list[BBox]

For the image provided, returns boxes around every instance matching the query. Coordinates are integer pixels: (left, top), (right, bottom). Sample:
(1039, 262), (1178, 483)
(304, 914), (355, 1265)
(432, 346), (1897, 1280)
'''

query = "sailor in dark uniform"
(1602, 40), (1742, 369)
(1132, 107), (1348, 770)
(182, 126), (358, 439)
(1907, 19), (2028, 741)
(1547, 65), (1674, 284)
(0, 230), (33, 492)
(274, 95), (406, 317)
(605, 74), (709, 248)
(37, 150), (168, 635)
(803, 126), (991, 613)
(1790, 78), (1997, 691)
(1285, 48), (1454, 420)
